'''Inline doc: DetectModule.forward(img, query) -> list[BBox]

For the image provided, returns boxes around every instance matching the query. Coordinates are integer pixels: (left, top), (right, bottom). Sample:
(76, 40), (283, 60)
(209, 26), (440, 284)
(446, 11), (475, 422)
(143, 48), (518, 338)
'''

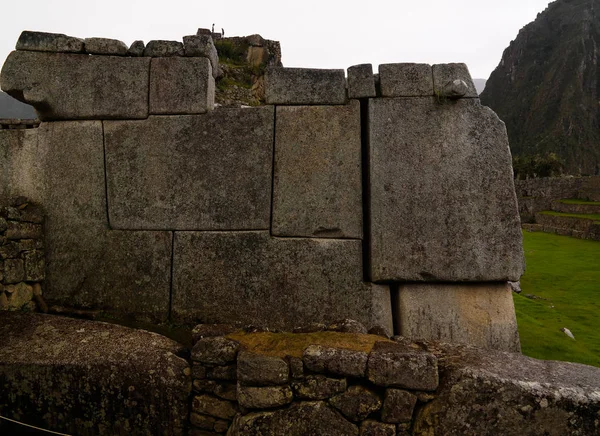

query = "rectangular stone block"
(150, 57), (215, 114)
(395, 283), (521, 352)
(183, 35), (220, 78)
(433, 63), (478, 98)
(1, 121), (172, 321)
(104, 107), (274, 230)
(347, 64), (376, 99)
(368, 98), (524, 282)
(172, 231), (392, 330)
(273, 102), (362, 238)
(16, 31), (84, 53)
(1, 51), (149, 120)
(265, 67), (347, 105)
(378, 63), (433, 97)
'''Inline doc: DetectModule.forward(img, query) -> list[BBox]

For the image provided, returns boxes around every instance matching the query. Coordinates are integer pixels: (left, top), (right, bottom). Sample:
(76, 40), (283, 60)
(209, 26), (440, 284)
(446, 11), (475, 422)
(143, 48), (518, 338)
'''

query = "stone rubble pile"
(0, 198), (45, 312)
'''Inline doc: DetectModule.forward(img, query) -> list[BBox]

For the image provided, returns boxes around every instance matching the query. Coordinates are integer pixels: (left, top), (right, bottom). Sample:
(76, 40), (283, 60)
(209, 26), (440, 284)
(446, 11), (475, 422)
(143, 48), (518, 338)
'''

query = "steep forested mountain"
(481, 0), (600, 176)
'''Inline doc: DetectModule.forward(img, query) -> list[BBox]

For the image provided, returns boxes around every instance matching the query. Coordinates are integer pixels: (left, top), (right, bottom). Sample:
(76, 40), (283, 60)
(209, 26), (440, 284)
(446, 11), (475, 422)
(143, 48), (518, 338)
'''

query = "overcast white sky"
(0, 0), (551, 80)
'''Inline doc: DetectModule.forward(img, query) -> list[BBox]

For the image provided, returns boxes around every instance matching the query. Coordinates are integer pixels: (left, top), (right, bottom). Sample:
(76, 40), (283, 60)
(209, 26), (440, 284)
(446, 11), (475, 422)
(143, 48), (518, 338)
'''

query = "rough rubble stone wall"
(0, 198), (45, 312)
(1, 31), (523, 351)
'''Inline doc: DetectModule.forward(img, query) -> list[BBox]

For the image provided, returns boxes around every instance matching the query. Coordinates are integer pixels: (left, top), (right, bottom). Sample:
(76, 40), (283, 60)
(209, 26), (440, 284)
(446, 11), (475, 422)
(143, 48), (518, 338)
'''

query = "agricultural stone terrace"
(1, 29), (600, 436)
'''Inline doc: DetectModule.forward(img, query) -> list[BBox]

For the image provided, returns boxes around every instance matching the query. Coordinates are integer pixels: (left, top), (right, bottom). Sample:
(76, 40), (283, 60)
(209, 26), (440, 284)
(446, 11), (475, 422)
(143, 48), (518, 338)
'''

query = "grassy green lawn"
(538, 210), (600, 222)
(515, 231), (600, 367)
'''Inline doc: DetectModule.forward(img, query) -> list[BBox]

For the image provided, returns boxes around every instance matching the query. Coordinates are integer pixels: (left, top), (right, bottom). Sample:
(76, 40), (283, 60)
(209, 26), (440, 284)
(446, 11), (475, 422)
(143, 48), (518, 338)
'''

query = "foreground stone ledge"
(0, 51), (150, 120)
(104, 109), (273, 230)
(16, 30), (84, 53)
(368, 97), (524, 282)
(396, 282), (521, 352)
(273, 102), (362, 238)
(265, 67), (347, 105)
(0, 312), (190, 435)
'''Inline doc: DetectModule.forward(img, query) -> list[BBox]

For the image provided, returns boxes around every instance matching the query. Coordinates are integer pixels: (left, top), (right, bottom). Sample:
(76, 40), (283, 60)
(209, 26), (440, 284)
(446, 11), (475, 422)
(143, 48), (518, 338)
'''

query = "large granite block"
(172, 231), (392, 329)
(378, 63), (433, 97)
(347, 64), (376, 99)
(104, 107), (274, 230)
(273, 102), (362, 238)
(1, 121), (172, 321)
(150, 57), (214, 114)
(0, 51), (149, 120)
(265, 67), (347, 105)
(368, 98), (524, 282)
(395, 283), (521, 352)
(15, 30), (84, 53)
(183, 35), (220, 78)
(433, 63), (478, 98)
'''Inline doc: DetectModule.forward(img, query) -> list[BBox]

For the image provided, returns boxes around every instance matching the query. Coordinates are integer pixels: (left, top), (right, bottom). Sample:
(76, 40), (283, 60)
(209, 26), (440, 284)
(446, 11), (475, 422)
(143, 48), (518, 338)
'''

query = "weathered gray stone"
(1, 51), (150, 120)
(193, 365), (207, 379)
(183, 35), (220, 78)
(84, 37), (128, 55)
(237, 351), (289, 386)
(0, 313), (189, 435)
(292, 375), (347, 400)
(3, 258), (24, 283)
(190, 412), (216, 430)
(439, 79), (470, 99)
(192, 324), (241, 342)
(433, 63), (478, 98)
(329, 385), (382, 422)
(16, 30), (84, 53)
(193, 379), (218, 394)
(0, 217), (7, 232)
(173, 231), (391, 329)
(5, 282), (32, 309)
(347, 64), (376, 99)
(273, 103), (362, 238)
(150, 57), (214, 114)
(192, 395), (237, 420)
(214, 420), (229, 433)
(359, 420), (396, 436)
(368, 97), (524, 282)
(213, 383), (237, 401)
(206, 364), (237, 381)
(192, 337), (239, 365)
(378, 63), (433, 97)
(5, 220), (42, 239)
(23, 249), (44, 281)
(367, 342), (439, 391)
(328, 319), (368, 334)
(1, 122), (172, 322)
(229, 401), (358, 435)
(237, 385), (293, 409)
(143, 40), (184, 57)
(303, 345), (368, 378)
(265, 67), (347, 104)
(0, 292), (7, 310)
(381, 389), (417, 423)
(289, 357), (304, 379)
(128, 40), (145, 56)
(104, 108), (273, 230)
(413, 341), (600, 435)
(396, 283), (521, 352)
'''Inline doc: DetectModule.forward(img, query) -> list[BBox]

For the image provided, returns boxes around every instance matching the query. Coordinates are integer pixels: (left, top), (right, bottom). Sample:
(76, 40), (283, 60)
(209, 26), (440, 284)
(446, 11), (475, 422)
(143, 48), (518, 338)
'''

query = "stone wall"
(0, 198), (45, 312)
(0, 31), (524, 351)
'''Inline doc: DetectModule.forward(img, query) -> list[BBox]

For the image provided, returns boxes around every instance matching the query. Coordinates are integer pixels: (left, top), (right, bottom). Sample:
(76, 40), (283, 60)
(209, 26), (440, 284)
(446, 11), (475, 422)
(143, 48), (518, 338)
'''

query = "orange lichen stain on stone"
(226, 331), (392, 358)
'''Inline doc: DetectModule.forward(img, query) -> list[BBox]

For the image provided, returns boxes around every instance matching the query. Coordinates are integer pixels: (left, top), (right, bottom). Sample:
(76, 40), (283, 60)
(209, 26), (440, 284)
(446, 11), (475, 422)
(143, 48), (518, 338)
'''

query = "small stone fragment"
(4, 259), (24, 284)
(0, 292), (8, 310)
(192, 324), (240, 343)
(347, 64), (376, 99)
(192, 337), (239, 365)
(237, 385), (293, 409)
(213, 383), (237, 401)
(190, 412), (216, 430)
(16, 30), (84, 53)
(237, 351), (289, 386)
(207, 364), (237, 381)
(6, 283), (33, 309)
(292, 375), (347, 400)
(6, 221), (42, 240)
(329, 385), (381, 422)
(143, 40), (184, 57)
(193, 379), (217, 394)
(378, 63), (433, 97)
(438, 79), (470, 99)
(192, 395), (237, 420)
(0, 218), (7, 232)
(368, 326), (391, 338)
(432, 63), (478, 98)
(288, 357), (304, 379)
(183, 35), (219, 79)
(367, 342), (439, 391)
(381, 389), (417, 423)
(24, 250), (44, 281)
(193, 365), (207, 379)
(292, 323), (328, 333)
(303, 345), (368, 378)
(360, 420), (396, 436)
(328, 319), (368, 334)
(84, 38), (128, 56)
(214, 420), (229, 433)
(128, 40), (145, 57)
(265, 67), (347, 105)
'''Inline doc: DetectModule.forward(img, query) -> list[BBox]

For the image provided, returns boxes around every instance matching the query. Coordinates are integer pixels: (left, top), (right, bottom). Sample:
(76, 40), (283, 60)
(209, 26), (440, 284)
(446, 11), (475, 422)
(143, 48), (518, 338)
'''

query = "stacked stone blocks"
(1, 30), (523, 351)
(189, 323), (438, 435)
(0, 199), (44, 311)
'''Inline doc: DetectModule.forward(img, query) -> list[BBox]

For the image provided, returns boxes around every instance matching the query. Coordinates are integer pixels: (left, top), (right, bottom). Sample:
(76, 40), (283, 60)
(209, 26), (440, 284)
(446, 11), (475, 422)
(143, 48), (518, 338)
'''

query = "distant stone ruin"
(1, 30), (524, 352)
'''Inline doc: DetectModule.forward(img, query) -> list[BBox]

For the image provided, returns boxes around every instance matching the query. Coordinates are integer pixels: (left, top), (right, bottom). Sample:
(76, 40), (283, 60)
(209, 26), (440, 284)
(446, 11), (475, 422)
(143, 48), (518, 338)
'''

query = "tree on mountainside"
(512, 152), (565, 180)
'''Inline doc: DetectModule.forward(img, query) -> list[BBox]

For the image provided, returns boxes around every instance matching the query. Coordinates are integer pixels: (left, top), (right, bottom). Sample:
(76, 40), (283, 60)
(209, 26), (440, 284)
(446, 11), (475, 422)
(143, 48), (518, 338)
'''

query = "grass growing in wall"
(558, 198), (600, 206)
(538, 210), (600, 223)
(515, 231), (600, 367)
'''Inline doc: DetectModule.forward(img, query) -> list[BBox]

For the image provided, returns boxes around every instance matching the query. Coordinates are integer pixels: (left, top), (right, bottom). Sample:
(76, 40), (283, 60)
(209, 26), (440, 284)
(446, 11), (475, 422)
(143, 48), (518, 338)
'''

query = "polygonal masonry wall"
(0, 30), (524, 350)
